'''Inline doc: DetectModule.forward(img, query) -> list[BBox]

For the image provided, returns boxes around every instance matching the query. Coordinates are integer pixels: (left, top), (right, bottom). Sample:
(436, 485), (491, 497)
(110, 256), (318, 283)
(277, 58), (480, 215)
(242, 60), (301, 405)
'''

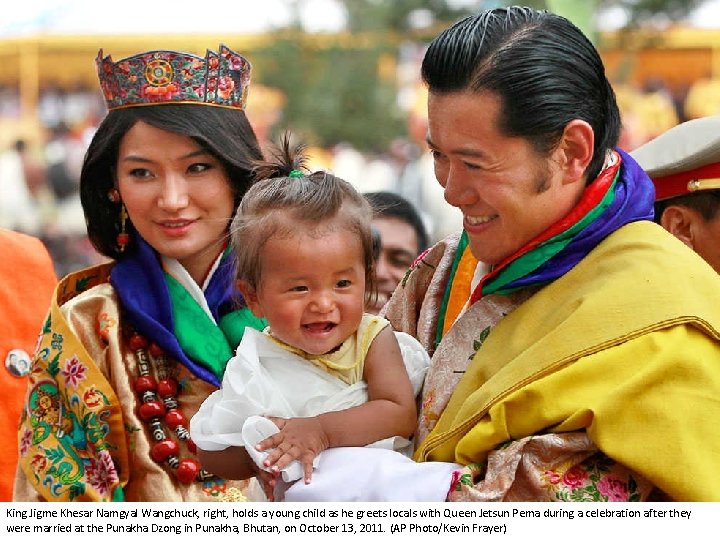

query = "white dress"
(190, 326), (459, 501)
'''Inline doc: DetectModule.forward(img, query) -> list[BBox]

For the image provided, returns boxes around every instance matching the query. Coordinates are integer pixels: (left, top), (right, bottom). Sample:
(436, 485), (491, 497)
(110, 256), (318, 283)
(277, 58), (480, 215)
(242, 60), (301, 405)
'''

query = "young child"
(190, 138), (458, 501)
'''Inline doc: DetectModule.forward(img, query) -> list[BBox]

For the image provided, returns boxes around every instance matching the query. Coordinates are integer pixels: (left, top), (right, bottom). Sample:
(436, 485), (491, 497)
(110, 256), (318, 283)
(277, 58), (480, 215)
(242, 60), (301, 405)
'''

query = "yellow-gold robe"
(386, 221), (720, 501)
(14, 263), (253, 502)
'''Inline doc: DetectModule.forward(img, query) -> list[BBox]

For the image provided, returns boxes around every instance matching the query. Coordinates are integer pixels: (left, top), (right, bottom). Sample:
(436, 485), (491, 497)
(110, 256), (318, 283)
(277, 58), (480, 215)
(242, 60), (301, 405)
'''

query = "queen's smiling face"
(116, 121), (235, 283)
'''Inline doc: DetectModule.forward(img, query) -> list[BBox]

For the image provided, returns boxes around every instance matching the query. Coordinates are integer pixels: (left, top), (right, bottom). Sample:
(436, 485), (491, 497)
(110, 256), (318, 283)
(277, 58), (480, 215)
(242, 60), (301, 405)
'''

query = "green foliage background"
(251, 36), (406, 151)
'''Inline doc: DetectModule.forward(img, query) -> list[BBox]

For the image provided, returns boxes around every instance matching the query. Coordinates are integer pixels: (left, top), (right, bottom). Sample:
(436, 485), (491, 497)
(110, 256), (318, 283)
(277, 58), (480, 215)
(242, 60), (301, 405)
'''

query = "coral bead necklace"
(129, 333), (213, 484)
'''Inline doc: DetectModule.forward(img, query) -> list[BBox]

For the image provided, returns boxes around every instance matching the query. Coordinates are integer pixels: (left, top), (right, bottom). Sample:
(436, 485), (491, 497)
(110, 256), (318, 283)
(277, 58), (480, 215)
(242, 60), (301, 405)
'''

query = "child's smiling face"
(241, 220), (366, 356)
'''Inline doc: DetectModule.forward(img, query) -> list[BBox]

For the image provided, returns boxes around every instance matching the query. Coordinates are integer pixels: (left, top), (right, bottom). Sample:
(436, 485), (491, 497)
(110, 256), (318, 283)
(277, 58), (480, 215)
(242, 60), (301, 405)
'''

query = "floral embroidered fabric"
(97, 45), (251, 111)
(15, 264), (254, 502)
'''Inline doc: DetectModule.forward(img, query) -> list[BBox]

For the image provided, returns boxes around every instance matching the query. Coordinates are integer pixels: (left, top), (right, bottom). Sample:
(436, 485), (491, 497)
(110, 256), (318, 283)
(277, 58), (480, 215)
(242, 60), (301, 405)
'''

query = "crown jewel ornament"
(96, 44), (251, 111)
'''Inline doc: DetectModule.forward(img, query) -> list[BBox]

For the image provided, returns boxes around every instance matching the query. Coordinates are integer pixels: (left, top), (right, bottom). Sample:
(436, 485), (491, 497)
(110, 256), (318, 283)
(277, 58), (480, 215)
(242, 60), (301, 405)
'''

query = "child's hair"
(231, 134), (376, 301)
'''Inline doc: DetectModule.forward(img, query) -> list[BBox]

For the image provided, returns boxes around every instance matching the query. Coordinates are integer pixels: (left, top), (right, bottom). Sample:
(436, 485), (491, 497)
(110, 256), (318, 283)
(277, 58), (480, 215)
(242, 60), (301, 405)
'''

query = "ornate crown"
(96, 44), (251, 111)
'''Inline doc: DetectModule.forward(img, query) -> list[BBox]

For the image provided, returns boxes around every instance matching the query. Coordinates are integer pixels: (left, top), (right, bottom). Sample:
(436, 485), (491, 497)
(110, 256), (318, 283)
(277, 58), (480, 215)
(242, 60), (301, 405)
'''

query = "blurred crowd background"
(2, 0), (719, 276)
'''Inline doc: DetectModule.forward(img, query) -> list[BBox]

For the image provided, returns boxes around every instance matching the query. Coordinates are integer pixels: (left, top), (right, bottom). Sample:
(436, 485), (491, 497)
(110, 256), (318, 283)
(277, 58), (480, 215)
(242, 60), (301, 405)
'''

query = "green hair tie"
(288, 169), (304, 178)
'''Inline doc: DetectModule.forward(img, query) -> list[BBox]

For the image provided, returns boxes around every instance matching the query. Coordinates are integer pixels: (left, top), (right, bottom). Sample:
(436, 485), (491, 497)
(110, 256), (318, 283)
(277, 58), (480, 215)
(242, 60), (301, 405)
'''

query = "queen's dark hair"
(80, 104), (263, 259)
(421, 6), (621, 183)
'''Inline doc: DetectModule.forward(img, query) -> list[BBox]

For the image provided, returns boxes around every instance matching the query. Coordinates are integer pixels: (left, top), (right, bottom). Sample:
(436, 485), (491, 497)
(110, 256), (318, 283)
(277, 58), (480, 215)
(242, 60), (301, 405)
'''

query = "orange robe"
(0, 229), (56, 501)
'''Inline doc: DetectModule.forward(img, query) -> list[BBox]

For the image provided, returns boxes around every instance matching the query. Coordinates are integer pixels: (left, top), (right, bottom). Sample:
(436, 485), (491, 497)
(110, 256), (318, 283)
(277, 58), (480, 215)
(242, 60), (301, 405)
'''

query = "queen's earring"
(108, 188), (130, 252)
(117, 205), (130, 252)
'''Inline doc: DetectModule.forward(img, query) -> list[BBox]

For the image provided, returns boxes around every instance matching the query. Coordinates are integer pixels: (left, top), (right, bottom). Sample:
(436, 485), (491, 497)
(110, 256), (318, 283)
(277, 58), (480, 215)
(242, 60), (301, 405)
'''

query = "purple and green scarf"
(110, 238), (265, 387)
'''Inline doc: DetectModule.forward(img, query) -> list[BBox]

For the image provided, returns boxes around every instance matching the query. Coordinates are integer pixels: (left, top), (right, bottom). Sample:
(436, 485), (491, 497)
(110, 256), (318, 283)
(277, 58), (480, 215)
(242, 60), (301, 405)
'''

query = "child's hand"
(256, 416), (329, 483)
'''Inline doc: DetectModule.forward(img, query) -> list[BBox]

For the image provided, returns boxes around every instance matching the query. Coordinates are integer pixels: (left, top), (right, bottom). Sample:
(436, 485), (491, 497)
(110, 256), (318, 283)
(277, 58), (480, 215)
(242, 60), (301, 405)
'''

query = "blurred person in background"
(0, 139), (43, 234)
(14, 45), (269, 502)
(684, 77), (720, 120)
(364, 191), (429, 314)
(633, 78), (679, 144)
(14, 139), (48, 201)
(42, 121), (103, 277)
(45, 122), (83, 204)
(613, 79), (680, 152)
(0, 228), (56, 501)
(632, 114), (720, 273)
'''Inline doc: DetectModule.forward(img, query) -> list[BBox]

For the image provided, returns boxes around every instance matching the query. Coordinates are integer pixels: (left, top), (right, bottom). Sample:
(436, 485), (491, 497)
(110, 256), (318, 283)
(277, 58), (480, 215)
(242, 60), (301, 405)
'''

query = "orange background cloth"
(0, 229), (57, 501)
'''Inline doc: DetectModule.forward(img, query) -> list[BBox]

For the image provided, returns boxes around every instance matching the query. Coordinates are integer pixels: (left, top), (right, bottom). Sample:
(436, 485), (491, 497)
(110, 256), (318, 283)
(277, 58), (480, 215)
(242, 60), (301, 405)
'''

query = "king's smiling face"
(426, 90), (587, 265)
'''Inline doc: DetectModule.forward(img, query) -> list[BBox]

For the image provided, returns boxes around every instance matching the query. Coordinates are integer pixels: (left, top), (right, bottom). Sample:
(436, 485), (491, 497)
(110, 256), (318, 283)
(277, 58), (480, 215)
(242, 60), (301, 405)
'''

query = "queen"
(14, 44), (267, 502)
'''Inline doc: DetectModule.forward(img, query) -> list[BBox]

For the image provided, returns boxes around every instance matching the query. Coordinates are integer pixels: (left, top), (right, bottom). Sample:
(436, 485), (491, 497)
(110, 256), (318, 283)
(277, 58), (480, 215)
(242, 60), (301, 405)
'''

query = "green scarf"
(164, 273), (267, 381)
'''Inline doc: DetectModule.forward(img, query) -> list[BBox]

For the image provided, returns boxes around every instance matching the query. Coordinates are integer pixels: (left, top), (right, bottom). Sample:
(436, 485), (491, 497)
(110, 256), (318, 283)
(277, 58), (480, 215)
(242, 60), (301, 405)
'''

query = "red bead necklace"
(129, 333), (212, 484)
